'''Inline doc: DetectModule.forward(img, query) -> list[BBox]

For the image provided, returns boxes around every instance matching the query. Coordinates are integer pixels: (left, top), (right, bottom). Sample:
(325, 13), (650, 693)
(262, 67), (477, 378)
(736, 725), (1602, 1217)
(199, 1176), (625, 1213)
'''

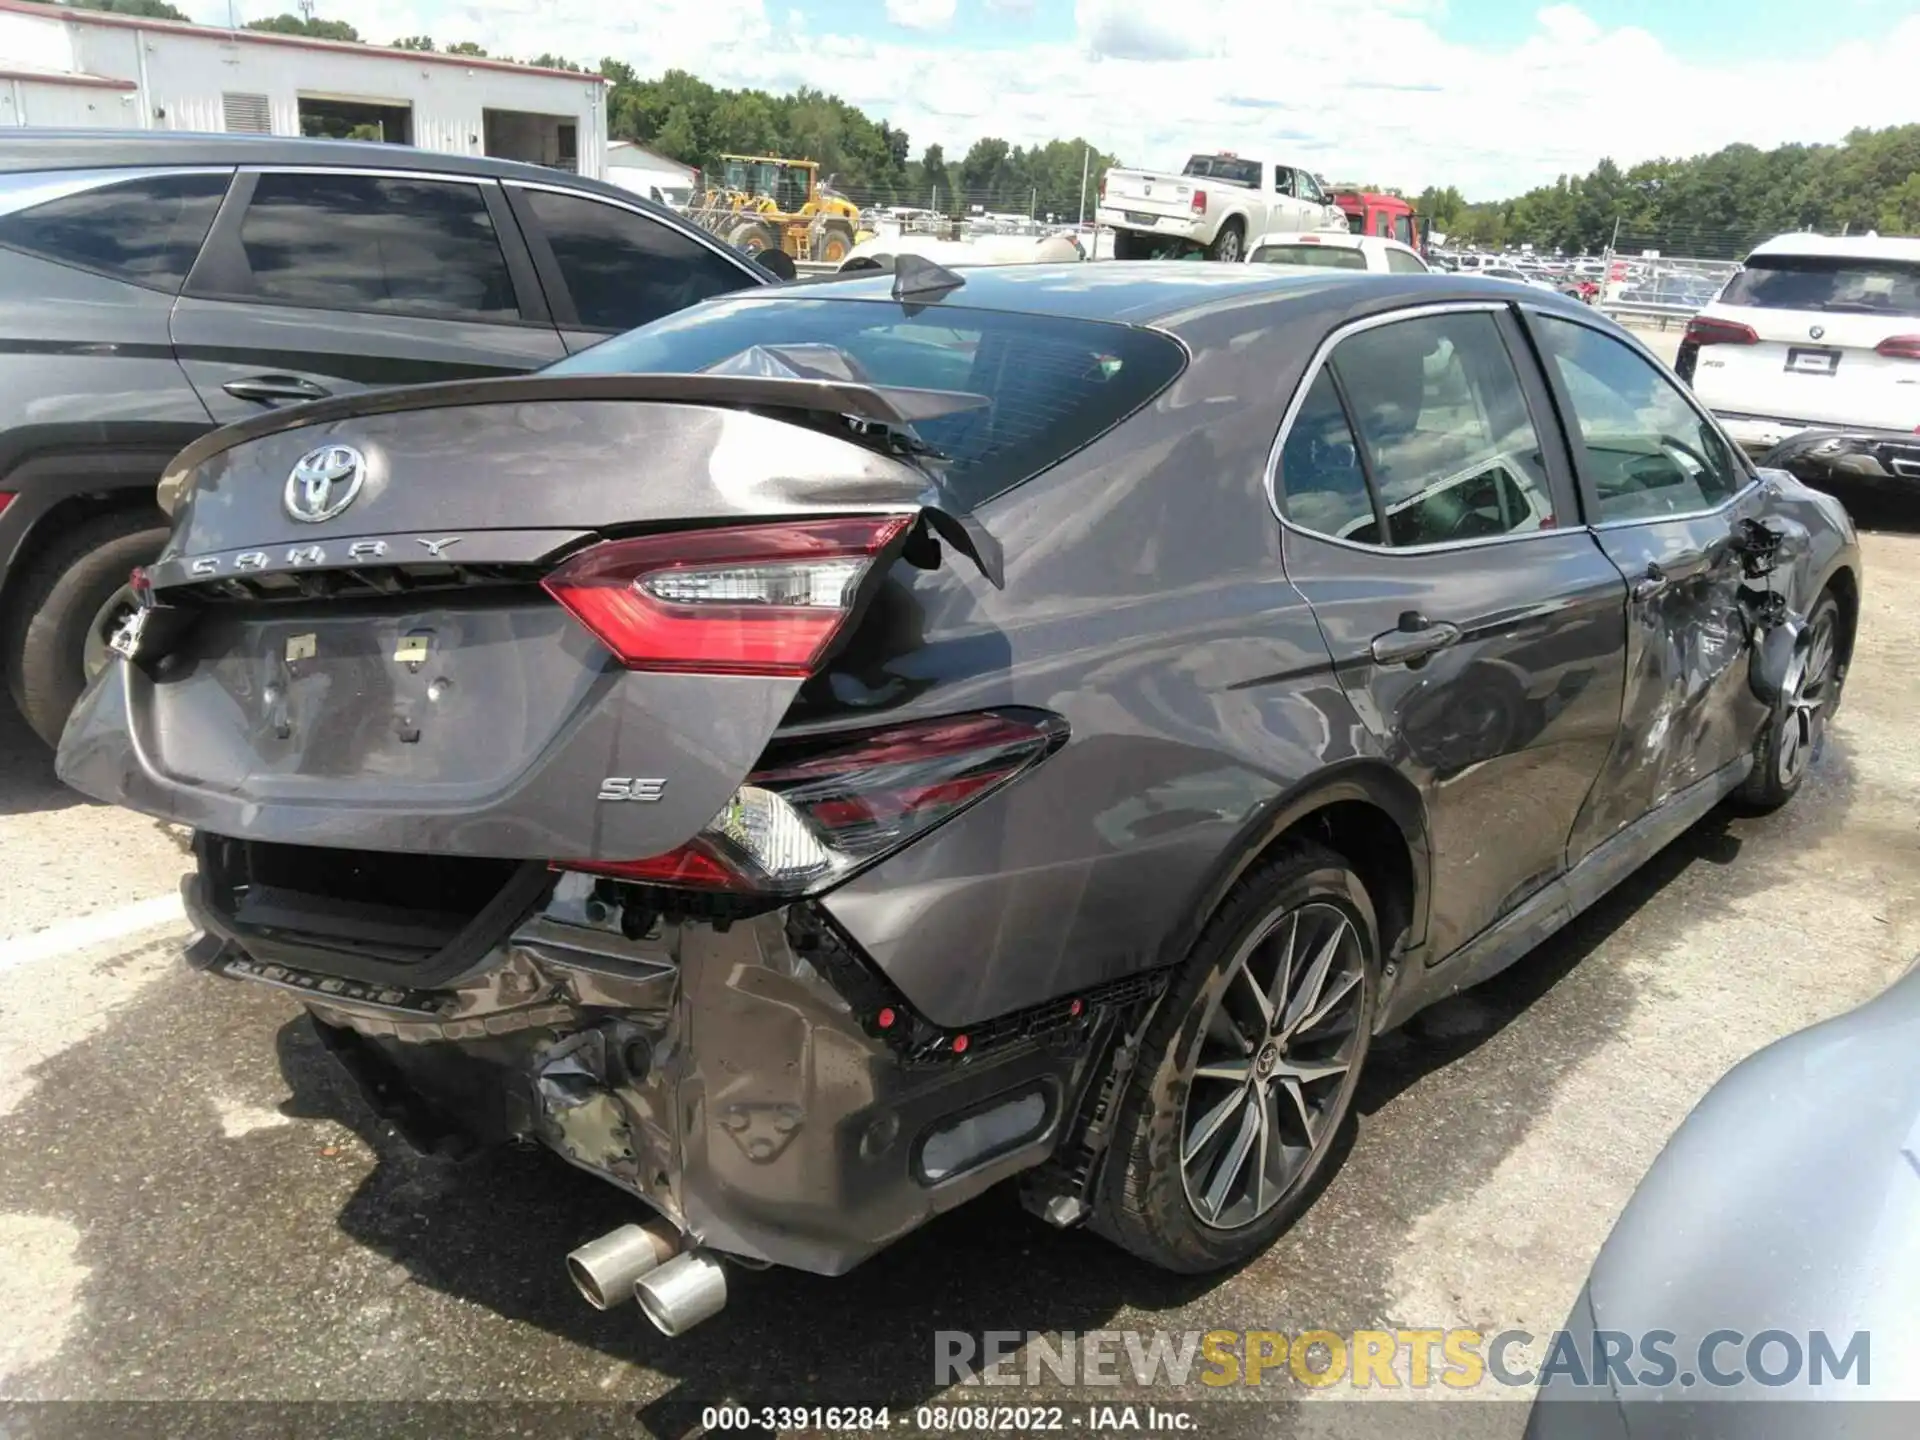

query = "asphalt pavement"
(3, 473), (1917, 1435)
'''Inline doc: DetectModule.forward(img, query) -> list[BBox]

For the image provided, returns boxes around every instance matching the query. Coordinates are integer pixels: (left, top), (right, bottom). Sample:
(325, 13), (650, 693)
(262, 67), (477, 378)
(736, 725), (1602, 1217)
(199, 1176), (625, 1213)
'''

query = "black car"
(0, 131), (776, 748)
(59, 263), (1860, 1336)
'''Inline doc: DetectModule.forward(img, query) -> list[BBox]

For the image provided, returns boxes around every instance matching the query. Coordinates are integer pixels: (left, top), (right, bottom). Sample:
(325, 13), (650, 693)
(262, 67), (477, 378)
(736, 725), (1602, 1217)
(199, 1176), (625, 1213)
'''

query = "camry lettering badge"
(416, 536), (463, 557)
(347, 540), (388, 560)
(284, 444), (367, 523)
(1809, 324), (1826, 341)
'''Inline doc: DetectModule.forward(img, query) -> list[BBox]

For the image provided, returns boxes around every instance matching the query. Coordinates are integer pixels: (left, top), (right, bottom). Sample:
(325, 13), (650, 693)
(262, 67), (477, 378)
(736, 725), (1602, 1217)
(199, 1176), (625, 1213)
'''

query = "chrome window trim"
(237, 163), (498, 187)
(503, 178), (769, 286)
(1523, 305), (1763, 529)
(0, 165), (235, 219)
(1262, 299), (1575, 557)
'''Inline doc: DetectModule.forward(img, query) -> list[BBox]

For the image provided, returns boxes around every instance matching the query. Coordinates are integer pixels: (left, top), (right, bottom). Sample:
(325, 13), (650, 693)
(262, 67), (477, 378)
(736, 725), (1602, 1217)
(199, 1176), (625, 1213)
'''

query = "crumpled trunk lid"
(58, 377), (993, 865)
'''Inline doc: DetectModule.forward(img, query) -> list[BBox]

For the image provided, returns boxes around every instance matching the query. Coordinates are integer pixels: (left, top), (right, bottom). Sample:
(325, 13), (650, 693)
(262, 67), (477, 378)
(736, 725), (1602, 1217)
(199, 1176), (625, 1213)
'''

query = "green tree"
(245, 13), (362, 41)
(390, 34), (434, 50)
(446, 40), (488, 56)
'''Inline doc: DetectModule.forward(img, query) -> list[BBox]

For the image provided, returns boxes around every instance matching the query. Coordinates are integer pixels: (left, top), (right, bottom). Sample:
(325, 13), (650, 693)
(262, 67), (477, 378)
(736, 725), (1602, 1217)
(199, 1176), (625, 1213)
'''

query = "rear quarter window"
(546, 295), (1187, 508)
(0, 171), (230, 293)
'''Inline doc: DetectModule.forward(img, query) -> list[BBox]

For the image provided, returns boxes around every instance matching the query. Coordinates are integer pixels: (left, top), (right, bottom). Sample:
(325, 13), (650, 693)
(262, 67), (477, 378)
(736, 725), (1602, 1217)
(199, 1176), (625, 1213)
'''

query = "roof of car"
(1746, 231), (1920, 263)
(0, 131), (644, 203)
(758, 262), (1599, 327)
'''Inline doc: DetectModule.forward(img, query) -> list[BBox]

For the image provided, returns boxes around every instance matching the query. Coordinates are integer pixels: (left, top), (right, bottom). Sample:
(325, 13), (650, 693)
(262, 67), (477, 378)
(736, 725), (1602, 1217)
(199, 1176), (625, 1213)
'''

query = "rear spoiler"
(156, 371), (1008, 587)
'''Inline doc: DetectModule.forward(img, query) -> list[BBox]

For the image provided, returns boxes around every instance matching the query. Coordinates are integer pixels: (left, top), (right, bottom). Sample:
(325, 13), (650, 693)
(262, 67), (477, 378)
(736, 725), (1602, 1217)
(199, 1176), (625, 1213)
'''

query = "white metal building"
(0, 0), (607, 178)
(604, 139), (696, 208)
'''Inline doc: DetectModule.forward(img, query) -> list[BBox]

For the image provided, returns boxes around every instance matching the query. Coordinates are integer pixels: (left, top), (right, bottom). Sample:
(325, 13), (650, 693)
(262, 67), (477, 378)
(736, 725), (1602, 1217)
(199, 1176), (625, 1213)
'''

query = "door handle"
(222, 374), (332, 404)
(1370, 615), (1462, 666)
(1631, 562), (1670, 603)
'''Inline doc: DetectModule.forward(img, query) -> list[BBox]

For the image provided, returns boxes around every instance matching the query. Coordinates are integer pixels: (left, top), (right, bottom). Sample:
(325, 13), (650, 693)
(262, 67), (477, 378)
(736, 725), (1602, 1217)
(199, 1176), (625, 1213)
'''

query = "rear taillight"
(1191, 189), (1208, 215)
(1875, 335), (1920, 361)
(0, 492), (12, 515)
(562, 710), (1065, 896)
(1683, 316), (1758, 347)
(541, 516), (911, 677)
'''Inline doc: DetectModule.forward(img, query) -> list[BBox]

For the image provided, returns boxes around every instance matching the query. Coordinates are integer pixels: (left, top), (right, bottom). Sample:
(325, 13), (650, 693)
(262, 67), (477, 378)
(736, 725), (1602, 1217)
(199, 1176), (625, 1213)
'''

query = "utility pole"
(1030, 187), (1036, 220)
(1078, 144), (1090, 226)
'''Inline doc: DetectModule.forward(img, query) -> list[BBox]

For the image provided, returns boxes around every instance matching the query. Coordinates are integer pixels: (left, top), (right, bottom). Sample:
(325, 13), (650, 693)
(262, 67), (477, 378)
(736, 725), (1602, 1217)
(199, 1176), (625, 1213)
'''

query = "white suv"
(1679, 232), (1920, 453)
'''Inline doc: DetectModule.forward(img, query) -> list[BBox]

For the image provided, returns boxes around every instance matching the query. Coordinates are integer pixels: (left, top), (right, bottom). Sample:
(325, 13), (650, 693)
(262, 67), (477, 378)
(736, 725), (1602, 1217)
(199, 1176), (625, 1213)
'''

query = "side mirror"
(754, 249), (798, 281)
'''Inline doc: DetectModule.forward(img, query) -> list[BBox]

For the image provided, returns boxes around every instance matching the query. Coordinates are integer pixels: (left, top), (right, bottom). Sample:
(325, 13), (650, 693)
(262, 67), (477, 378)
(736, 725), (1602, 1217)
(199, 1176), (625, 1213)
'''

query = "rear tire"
(1094, 843), (1379, 1273)
(1206, 220), (1246, 263)
(1734, 591), (1842, 814)
(4, 508), (168, 749)
(816, 220), (855, 264)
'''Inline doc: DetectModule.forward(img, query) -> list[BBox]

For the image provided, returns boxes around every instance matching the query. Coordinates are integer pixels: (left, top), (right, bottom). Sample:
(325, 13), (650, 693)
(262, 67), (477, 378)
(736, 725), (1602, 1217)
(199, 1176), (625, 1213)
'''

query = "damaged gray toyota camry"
(57, 261), (1860, 1335)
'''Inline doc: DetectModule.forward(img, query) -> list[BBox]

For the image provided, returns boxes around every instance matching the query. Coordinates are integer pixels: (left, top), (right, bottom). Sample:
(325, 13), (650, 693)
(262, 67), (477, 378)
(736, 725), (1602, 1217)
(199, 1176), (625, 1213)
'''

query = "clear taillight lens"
(541, 516), (912, 677)
(562, 710), (1066, 895)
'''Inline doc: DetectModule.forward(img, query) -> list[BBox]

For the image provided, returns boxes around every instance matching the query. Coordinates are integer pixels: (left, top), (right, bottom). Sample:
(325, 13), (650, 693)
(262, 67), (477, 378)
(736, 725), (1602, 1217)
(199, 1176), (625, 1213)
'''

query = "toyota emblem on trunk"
(285, 444), (366, 523)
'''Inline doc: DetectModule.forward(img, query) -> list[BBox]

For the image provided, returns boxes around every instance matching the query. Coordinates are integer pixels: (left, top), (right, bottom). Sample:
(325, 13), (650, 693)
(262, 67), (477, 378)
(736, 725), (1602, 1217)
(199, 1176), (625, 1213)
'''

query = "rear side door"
(1525, 309), (1774, 861)
(171, 167), (566, 426)
(501, 182), (768, 354)
(1274, 303), (1628, 961)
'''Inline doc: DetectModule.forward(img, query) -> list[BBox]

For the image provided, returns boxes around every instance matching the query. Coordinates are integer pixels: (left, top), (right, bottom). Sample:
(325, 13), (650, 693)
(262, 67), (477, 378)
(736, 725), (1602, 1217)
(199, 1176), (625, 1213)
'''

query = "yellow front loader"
(688, 155), (862, 265)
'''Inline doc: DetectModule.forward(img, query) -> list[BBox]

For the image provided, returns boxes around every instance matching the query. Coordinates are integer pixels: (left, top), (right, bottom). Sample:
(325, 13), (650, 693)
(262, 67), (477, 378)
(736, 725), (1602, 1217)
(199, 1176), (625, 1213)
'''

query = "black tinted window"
(519, 189), (752, 332)
(0, 172), (228, 292)
(1719, 254), (1920, 316)
(548, 295), (1186, 508)
(234, 173), (516, 321)
(1536, 316), (1744, 522)
(1182, 155), (1261, 187)
(1330, 313), (1556, 546)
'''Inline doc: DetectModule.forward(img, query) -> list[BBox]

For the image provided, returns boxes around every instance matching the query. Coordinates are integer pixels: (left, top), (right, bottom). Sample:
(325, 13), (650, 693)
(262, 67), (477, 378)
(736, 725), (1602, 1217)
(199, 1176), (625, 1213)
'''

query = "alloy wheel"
(1178, 901), (1368, 1231)
(1777, 607), (1837, 787)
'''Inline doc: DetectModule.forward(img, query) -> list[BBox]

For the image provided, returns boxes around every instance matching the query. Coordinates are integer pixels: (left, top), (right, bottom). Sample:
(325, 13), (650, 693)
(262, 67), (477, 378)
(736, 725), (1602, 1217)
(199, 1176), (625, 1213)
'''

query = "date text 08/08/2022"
(699, 1407), (1196, 1432)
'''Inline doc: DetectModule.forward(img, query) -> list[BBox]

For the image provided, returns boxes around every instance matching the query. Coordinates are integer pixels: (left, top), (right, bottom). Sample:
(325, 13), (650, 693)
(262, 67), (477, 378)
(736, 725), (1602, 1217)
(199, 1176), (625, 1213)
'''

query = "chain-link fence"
(1596, 251), (1743, 328)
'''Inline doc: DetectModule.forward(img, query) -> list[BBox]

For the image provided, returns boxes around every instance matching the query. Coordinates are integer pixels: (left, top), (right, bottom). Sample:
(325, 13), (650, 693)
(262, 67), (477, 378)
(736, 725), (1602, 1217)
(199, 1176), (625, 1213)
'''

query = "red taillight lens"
(0, 492), (12, 516)
(1683, 316), (1758, 347)
(1191, 189), (1207, 215)
(1875, 335), (1920, 361)
(541, 516), (911, 677)
(559, 710), (1066, 895)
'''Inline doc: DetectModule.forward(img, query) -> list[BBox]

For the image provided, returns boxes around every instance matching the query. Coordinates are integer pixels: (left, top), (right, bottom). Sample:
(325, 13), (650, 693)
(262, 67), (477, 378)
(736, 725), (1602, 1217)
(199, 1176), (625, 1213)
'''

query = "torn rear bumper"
(1759, 426), (1920, 491)
(182, 865), (1118, 1277)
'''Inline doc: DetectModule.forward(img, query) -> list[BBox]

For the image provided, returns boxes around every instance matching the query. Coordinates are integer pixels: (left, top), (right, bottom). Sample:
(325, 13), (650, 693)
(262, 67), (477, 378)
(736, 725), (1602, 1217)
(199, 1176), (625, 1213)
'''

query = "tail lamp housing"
(1874, 335), (1920, 361)
(562, 710), (1067, 897)
(1190, 189), (1208, 215)
(541, 515), (912, 677)
(1683, 316), (1758, 347)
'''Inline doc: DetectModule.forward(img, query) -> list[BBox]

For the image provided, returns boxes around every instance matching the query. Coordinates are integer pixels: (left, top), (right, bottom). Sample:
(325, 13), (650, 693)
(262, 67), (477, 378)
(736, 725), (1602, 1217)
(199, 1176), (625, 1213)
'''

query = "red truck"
(1330, 190), (1425, 253)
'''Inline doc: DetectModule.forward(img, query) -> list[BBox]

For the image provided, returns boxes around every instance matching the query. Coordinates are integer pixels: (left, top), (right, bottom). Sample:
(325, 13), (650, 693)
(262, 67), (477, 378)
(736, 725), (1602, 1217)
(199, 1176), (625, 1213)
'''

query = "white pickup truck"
(1096, 154), (1348, 262)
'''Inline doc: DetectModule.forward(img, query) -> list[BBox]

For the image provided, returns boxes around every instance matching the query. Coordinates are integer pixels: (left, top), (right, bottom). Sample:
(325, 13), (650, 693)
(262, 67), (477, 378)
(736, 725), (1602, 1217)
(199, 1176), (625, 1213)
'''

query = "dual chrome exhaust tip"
(565, 1220), (728, 1337)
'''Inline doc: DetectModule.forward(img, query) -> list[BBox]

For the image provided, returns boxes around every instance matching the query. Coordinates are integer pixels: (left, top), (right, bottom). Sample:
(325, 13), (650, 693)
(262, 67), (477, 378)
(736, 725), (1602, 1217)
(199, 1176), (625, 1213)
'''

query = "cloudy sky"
(195, 0), (1920, 197)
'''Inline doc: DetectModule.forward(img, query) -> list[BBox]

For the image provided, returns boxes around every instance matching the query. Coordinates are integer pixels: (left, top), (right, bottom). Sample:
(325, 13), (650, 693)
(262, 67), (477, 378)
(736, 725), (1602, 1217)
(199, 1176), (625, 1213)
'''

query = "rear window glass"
(1720, 255), (1920, 316)
(1182, 155), (1261, 187)
(0, 172), (229, 292)
(1251, 244), (1366, 270)
(547, 295), (1187, 508)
